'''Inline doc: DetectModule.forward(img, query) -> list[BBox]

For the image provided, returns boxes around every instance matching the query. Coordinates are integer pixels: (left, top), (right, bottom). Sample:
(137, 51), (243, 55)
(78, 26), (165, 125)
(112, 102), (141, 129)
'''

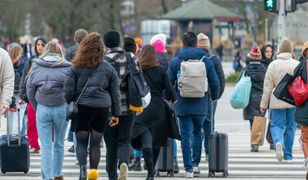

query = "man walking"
(168, 32), (220, 178)
(103, 30), (138, 180)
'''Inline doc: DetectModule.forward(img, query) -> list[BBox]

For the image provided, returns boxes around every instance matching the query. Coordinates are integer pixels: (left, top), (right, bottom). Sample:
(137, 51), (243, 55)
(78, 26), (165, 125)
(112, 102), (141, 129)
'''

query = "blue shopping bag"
(229, 71), (252, 109)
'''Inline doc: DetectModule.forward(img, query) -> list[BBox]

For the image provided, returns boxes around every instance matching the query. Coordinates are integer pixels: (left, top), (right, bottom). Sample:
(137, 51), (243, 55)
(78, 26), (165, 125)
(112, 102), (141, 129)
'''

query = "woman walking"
(242, 47), (266, 152)
(64, 32), (121, 180)
(260, 39), (299, 162)
(27, 40), (71, 180)
(131, 45), (176, 180)
(19, 36), (47, 153)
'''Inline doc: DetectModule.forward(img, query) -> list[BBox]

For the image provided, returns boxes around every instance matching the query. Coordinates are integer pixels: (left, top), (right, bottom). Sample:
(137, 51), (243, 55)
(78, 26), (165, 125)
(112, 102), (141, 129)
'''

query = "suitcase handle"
(6, 108), (21, 147)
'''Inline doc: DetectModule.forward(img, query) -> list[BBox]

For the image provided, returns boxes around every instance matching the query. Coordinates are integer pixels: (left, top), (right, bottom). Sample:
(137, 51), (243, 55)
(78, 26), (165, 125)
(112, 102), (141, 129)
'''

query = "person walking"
(131, 45), (176, 180)
(0, 47), (14, 115)
(242, 47), (266, 152)
(7, 43), (26, 134)
(65, 32), (121, 180)
(19, 36), (47, 153)
(65, 29), (88, 154)
(197, 33), (225, 160)
(261, 44), (275, 150)
(103, 30), (140, 180)
(26, 40), (71, 180)
(168, 32), (220, 178)
(260, 39), (299, 162)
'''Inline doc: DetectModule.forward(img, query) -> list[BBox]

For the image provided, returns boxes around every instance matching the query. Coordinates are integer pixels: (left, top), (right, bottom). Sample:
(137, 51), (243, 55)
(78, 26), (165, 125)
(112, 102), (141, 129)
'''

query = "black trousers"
(104, 113), (134, 180)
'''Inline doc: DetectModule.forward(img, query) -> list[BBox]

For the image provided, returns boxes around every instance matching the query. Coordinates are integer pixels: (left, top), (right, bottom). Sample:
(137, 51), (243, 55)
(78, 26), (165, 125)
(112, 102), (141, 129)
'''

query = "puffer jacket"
(243, 61), (266, 120)
(26, 53), (71, 109)
(260, 53), (299, 109)
(64, 60), (121, 117)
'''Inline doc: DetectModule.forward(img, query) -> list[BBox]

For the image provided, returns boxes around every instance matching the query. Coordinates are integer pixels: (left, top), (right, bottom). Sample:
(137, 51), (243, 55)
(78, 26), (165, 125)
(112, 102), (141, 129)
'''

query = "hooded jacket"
(261, 44), (274, 69)
(167, 47), (220, 116)
(0, 48), (14, 107)
(26, 53), (71, 109)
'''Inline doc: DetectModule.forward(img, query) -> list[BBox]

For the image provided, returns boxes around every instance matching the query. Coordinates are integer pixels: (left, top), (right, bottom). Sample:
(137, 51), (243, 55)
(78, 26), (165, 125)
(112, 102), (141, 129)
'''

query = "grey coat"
(64, 61), (121, 117)
(26, 53), (71, 109)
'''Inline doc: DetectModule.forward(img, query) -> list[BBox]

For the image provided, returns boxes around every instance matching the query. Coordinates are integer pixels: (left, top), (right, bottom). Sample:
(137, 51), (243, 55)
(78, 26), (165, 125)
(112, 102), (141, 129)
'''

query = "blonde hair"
(8, 43), (23, 65)
(39, 40), (64, 62)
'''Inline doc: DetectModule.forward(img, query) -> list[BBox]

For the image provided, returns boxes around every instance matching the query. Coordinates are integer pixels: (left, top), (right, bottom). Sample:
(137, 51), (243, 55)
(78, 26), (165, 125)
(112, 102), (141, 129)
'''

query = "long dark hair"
(137, 45), (159, 70)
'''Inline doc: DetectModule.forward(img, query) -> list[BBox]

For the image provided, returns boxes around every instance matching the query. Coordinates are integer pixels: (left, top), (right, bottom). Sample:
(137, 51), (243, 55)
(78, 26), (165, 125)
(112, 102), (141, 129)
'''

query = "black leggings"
(76, 105), (109, 169)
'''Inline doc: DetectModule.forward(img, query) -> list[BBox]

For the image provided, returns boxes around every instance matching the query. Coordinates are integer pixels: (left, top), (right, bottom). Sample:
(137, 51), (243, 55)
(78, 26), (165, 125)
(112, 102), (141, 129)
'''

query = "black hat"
(103, 30), (120, 48)
(124, 37), (136, 53)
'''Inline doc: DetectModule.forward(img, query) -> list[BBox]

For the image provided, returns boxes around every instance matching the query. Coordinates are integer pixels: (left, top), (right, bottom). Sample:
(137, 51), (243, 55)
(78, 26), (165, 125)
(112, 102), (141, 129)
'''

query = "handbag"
(164, 100), (181, 140)
(229, 70), (252, 109)
(251, 113), (267, 146)
(288, 60), (308, 106)
(66, 77), (91, 120)
(273, 73), (296, 106)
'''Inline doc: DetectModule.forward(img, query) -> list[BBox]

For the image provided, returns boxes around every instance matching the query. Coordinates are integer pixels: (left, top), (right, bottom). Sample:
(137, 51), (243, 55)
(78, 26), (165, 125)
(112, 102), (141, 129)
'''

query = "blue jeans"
(36, 103), (68, 180)
(179, 115), (205, 172)
(270, 108), (297, 160)
(203, 101), (217, 154)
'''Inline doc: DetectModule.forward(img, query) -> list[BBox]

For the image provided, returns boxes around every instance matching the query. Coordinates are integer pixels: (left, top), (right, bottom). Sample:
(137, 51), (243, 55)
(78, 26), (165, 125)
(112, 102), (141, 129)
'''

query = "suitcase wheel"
(167, 171), (174, 177)
(208, 171), (215, 177)
(24, 171), (28, 174)
(1, 171), (5, 174)
(223, 170), (228, 178)
(155, 170), (160, 177)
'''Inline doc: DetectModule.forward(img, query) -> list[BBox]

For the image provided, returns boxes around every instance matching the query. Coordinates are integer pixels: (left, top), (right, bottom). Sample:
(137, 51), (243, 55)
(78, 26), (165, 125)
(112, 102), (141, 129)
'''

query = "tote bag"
(229, 71), (252, 109)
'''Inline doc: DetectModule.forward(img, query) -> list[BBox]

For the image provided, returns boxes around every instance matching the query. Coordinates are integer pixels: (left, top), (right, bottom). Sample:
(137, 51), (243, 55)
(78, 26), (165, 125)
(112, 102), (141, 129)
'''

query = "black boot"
(251, 144), (259, 152)
(79, 164), (87, 180)
(270, 143), (275, 150)
(143, 148), (155, 180)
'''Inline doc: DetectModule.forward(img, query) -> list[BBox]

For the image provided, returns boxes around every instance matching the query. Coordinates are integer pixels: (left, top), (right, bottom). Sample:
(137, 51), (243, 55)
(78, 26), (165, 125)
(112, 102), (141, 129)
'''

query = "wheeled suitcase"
(155, 138), (174, 177)
(208, 101), (229, 178)
(0, 109), (30, 174)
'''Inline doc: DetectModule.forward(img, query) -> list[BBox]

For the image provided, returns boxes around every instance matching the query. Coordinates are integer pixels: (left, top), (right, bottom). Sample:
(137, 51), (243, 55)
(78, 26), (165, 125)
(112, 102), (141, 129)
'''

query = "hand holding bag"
(66, 77), (91, 120)
(251, 113), (267, 146)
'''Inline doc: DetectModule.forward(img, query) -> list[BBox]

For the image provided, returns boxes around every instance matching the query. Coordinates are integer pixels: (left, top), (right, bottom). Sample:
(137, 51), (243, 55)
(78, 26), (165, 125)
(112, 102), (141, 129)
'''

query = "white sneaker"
(184, 171), (194, 178)
(284, 159), (293, 163)
(119, 163), (128, 180)
(193, 166), (200, 174)
(275, 143), (283, 162)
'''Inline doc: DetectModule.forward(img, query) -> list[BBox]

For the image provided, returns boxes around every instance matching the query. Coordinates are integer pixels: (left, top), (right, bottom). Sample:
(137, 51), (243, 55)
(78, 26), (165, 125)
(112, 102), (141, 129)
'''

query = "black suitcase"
(0, 109), (30, 174)
(208, 101), (229, 178)
(155, 138), (174, 177)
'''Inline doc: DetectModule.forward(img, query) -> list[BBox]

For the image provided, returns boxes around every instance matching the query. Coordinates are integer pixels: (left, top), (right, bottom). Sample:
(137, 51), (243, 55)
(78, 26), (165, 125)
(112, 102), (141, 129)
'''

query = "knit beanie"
(103, 30), (120, 48)
(152, 39), (165, 53)
(302, 41), (308, 56)
(150, 33), (167, 45)
(249, 47), (262, 61)
(124, 37), (137, 53)
(197, 33), (211, 50)
(279, 39), (293, 54)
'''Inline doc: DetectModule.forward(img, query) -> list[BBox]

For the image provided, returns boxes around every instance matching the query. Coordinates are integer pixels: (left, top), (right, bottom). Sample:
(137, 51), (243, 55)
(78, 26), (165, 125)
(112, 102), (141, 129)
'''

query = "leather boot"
(143, 148), (155, 180)
(303, 143), (308, 158)
(79, 164), (87, 180)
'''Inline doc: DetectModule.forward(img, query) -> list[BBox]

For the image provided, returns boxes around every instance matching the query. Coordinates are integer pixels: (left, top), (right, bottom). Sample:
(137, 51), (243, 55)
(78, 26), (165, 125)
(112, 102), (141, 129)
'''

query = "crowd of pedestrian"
(1, 28), (308, 180)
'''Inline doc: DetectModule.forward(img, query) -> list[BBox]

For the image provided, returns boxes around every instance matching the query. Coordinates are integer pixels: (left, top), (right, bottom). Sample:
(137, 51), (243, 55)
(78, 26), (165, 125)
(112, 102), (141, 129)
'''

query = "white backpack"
(177, 56), (208, 98)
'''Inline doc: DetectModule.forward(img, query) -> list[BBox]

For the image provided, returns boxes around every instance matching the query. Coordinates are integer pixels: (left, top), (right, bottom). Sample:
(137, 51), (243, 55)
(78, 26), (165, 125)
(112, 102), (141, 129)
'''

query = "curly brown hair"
(72, 32), (105, 68)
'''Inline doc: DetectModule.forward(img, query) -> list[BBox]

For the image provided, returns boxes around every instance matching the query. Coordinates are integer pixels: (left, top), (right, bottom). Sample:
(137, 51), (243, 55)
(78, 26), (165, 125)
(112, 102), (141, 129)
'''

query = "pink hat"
(152, 39), (165, 53)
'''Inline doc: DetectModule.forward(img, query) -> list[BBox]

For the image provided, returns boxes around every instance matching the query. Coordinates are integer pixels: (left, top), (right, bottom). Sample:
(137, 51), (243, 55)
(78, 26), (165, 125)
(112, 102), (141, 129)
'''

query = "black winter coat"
(131, 66), (176, 149)
(295, 58), (308, 125)
(64, 61), (121, 117)
(243, 61), (266, 121)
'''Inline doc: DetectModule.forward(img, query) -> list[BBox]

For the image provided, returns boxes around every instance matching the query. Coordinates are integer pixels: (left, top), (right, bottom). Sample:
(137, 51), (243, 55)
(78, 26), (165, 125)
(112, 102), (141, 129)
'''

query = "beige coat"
(260, 53), (299, 109)
(0, 48), (14, 107)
